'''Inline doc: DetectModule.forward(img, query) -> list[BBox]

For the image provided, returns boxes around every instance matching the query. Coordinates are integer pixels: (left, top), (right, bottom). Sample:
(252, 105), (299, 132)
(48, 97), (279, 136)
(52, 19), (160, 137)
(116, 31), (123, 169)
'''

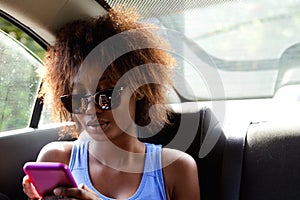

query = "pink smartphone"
(23, 162), (77, 197)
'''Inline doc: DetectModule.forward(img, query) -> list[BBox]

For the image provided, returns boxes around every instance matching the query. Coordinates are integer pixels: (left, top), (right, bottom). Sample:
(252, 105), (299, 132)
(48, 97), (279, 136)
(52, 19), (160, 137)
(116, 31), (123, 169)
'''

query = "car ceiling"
(105, 0), (234, 18)
(0, 0), (107, 45)
(0, 0), (236, 46)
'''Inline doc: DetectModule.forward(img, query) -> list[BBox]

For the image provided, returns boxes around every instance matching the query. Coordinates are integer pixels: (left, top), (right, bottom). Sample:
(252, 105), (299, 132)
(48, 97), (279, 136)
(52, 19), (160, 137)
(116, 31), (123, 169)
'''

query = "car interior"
(1, 0), (300, 200)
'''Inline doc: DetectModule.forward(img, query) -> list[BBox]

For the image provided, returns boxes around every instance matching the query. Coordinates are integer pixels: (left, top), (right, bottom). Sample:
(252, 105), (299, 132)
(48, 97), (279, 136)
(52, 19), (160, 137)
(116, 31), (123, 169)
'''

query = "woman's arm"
(23, 141), (101, 199)
(162, 149), (200, 200)
(22, 141), (73, 199)
(36, 141), (73, 163)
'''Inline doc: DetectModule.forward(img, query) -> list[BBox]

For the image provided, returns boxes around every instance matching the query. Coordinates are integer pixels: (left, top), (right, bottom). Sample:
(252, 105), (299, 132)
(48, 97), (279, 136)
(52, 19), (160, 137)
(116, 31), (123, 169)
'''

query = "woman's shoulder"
(161, 148), (200, 199)
(161, 148), (197, 169)
(36, 141), (75, 165)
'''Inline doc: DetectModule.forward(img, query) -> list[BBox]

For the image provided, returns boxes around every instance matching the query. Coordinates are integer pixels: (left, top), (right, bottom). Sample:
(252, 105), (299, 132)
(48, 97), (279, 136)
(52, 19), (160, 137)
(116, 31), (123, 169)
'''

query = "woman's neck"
(88, 135), (146, 173)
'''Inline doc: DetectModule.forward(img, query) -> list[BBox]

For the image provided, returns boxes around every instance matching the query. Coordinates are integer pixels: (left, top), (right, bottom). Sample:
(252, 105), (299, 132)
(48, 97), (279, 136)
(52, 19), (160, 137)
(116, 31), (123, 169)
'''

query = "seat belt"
(220, 123), (249, 200)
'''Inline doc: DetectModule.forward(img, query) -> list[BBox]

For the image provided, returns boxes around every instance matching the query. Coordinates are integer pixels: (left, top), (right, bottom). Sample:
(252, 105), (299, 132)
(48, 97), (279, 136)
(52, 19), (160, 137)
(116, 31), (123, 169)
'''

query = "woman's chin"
(86, 125), (106, 139)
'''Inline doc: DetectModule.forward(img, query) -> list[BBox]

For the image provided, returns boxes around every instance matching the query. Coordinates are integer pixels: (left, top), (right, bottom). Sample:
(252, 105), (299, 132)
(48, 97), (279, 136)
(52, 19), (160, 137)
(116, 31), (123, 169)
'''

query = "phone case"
(23, 162), (77, 196)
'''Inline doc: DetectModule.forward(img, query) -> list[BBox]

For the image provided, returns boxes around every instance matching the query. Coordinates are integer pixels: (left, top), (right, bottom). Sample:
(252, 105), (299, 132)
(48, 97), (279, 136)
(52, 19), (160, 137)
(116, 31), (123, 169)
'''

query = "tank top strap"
(69, 139), (89, 171)
(144, 143), (163, 173)
(142, 143), (167, 200)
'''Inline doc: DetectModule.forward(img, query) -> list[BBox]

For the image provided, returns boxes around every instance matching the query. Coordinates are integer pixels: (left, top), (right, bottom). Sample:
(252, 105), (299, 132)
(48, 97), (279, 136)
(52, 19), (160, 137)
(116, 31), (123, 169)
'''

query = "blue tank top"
(69, 140), (167, 200)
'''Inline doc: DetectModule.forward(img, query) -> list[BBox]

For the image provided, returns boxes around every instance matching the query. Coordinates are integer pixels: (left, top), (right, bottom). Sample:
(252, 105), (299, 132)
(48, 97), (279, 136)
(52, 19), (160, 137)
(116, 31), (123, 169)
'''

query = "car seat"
(138, 106), (227, 200)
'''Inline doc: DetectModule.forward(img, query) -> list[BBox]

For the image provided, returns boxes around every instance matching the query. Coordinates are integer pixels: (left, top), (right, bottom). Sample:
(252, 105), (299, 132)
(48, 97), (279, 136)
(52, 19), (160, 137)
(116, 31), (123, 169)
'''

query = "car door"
(0, 16), (61, 200)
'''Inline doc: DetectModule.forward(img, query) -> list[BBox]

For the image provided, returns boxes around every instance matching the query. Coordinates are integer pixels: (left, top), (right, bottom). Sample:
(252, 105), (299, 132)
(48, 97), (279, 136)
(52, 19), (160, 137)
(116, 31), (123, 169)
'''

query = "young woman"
(23, 8), (200, 200)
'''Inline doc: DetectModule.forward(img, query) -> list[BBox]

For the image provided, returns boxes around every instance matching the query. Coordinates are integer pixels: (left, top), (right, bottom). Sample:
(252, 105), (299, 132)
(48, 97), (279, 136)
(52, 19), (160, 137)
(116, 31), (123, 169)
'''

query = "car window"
(162, 0), (300, 100)
(0, 17), (47, 132)
(120, 0), (300, 101)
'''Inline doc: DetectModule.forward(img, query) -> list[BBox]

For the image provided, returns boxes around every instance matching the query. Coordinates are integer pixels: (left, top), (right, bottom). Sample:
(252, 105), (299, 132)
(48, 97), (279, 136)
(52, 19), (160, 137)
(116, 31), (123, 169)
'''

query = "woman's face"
(73, 72), (137, 142)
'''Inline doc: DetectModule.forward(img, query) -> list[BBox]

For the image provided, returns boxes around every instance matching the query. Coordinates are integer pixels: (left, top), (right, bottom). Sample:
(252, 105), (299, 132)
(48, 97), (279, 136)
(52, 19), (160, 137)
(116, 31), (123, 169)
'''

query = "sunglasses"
(60, 87), (124, 114)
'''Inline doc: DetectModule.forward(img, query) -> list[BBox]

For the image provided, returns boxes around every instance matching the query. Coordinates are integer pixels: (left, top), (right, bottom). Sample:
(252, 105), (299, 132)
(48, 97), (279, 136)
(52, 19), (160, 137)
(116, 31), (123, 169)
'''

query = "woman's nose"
(84, 98), (104, 115)
(84, 98), (95, 115)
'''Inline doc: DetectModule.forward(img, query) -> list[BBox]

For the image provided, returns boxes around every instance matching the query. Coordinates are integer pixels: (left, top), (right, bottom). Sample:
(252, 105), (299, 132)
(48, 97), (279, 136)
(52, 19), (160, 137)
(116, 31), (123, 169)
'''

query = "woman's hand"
(23, 175), (99, 200)
(53, 184), (100, 200)
(22, 175), (41, 200)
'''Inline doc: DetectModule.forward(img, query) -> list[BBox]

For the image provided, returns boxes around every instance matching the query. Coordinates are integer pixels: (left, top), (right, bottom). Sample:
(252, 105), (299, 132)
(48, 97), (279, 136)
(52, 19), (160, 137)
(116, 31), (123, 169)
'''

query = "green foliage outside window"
(0, 17), (45, 59)
(0, 17), (45, 132)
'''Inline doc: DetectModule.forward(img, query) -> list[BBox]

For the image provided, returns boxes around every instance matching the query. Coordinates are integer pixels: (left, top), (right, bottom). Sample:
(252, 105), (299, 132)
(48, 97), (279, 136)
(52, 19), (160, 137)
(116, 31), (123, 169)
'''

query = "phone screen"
(23, 162), (77, 196)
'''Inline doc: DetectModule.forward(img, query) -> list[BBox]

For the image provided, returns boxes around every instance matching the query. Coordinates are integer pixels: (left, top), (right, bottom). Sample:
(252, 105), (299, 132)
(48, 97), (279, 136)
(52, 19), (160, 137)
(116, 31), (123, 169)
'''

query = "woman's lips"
(87, 119), (109, 131)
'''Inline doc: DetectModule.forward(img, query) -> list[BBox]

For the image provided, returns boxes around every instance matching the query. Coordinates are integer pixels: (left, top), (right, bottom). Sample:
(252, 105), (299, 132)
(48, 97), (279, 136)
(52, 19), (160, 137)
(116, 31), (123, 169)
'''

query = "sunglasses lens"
(96, 93), (111, 110)
(95, 89), (121, 110)
(61, 96), (73, 113)
(61, 95), (87, 114)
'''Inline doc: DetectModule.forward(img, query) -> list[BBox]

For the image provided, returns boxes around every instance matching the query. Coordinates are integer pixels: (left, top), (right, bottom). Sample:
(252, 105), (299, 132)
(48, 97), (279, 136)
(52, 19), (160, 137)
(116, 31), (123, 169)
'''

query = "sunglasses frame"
(60, 87), (124, 114)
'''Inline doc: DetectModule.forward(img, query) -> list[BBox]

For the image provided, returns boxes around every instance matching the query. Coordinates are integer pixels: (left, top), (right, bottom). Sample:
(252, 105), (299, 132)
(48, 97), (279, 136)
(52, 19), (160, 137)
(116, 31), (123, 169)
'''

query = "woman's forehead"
(73, 71), (113, 91)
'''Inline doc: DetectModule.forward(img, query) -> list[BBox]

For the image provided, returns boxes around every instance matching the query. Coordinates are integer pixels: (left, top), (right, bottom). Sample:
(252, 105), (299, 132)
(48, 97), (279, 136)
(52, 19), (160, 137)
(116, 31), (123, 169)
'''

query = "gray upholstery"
(0, 128), (59, 200)
(240, 121), (300, 200)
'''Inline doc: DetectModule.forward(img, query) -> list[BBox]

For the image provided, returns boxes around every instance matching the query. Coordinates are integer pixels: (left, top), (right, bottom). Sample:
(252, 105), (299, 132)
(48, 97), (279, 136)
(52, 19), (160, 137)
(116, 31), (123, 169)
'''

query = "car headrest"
(240, 121), (300, 200)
